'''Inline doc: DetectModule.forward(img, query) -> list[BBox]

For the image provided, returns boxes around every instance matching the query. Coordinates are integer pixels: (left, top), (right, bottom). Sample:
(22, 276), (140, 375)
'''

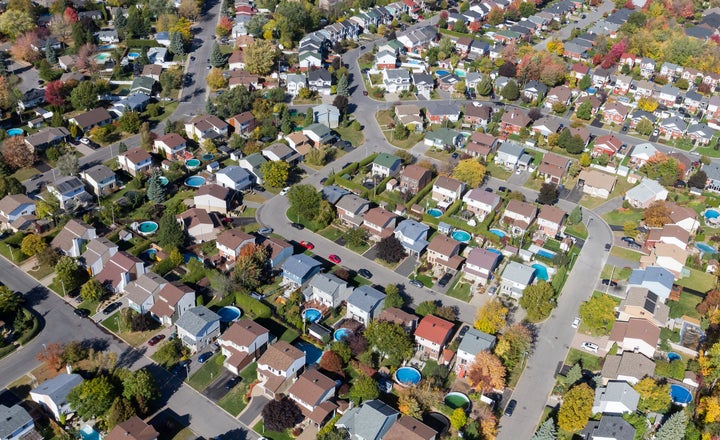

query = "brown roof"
(427, 235), (460, 257)
(363, 207), (396, 228)
(469, 132), (497, 147)
(538, 205), (566, 225)
(666, 202), (697, 223)
(189, 114), (228, 130)
(177, 208), (219, 229)
(572, 63), (590, 74)
(378, 307), (418, 327)
(501, 108), (531, 127)
(150, 283), (193, 318)
(258, 341), (305, 371)
(72, 107), (112, 129)
(230, 111), (255, 125)
(505, 199), (537, 218)
(609, 318), (660, 347)
(660, 224), (690, 244)
(51, 219), (94, 251)
(229, 49), (245, 64)
(434, 176), (464, 192)
(288, 369), (336, 407)
(236, 35), (255, 47)
(601, 352), (656, 381)
(548, 85), (571, 102)
(414, 315), (454, 345)
(141, 64), (162, 77)
(464, 103), (491, 119)
(308, 400), (338, 425)
(259, 236), (292, 261)
(217, 228), (255, 250)
(122, 147), (152, 164)
(538, 152), (570, 178)
(621, 286), (669, 324)
(401, 164), (431, 182)
(222, 318), (269, 347)
(105, 416), (158, 440)
(569, 126), (591, 143)
(195, 183), (230, 200)
(604, 101), (630, 117)
(653, 242), (688, 262)
(577, 95), (601, 109)
(156, 133), (185, 148)
(385, 416), (437, 440)
(594, 134), (622, 151)
(578, 169), (617, 192)
(287, 131), (310, 144)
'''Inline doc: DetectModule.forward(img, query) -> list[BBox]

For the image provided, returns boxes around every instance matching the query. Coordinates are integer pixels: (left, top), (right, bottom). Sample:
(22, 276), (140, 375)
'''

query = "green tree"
(106, 398), (135, 430)
(57, 152), (78, 176)
(500, 80), (519, 101)
(347, 374), (379, 404)
(0, 285), (21, 313)
(568, 206), (582, 225)
(494, 323), (532, 371)
(656, 410), (687, 440)
(537, 183), (559, 205)
(67, 375), (118, 419)
(565, 363), (582, 386)
(55, 256), (83, 292)
(336, 74), (349, 97)
(169, 31), (185, 56)
(244, 39), (277, 75)
(579, 75), (591, 90)
(576, 100), (592, 120)
(477, 76), (493, 96)
(531, 418), (557, 440)
(288, 184), (321, 221)
(21, 234), (46, 256)
(146, 169), (167, 203)
(383, 284), (404, 309)
(122, 367), (159, 413)
(519, 281), (555, 322)
(688, 170), (707, 189)
(623, 221), (636, 238)
(80, 279), (105, 302)
(315, 199), (335, 227)
(118, 111), (141, 134)
(579, 152), (591, 167)
(394, 122), (409, 140)
(579, 293), (617, 336)
(153, 340), (183, 368)
(635, 118), (654, 136)
(70, 81), (97, 111)
(209, 41), (225, 67)
(260, 161), (290, 188)
(450, 408), (467, 431)
(557, 383), (593, 432)
(345, 227), (368, 249)
(415, 300), (437, 316)
(45, 39), (57, 64)
(635, 377), (671, 413)
(157, 210), (185, 248)
(304, 108), (314, 126)
(364, 321), (414, 367)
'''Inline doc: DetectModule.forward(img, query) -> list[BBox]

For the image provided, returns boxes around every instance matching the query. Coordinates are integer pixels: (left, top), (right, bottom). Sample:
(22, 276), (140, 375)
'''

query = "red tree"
(63, 7), (78, 23)
(217, 16), (233, 33)
(319, 350), (344, 373)
(601, 39), (627, 69)
(45, 80), (66, 107)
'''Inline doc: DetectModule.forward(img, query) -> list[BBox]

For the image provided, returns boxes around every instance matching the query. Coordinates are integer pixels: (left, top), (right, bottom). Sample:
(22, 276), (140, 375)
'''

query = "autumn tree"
(474, 299), (508, 334)
(557, 384), (593, 432)
(0, 9), (35, 40)
(519, 281), (555, 322)
(634, 377), (671, 413)
(578, 293), (616, 336)
(398, 394), (422, 418)
(452, 159), (486, 187)
(206, 67), (227, 91)
(642, 200), (671, 227)
(37, 342), (64, 370)
(260, 160), (290, 188)
(80, 279), (105, 302)
(495, 323), (533, 371)
(319, 350), (344, 373)
(21, 234), (46, 256)
(67, 375), (119, 419)
(178, 0), (200, 19)
(697, 396), (720, 424)
(245, 39), (278, 75)
(698, 290), (720, 316)
(11, 31), (41, 62)
(45, 80), (66, 107)
(450, 408), (467, 431)
(2, 136), (36, 170)
(466, 351), (506, 393)
(365, 321), (414, 367)
(376, 236), (406, 264)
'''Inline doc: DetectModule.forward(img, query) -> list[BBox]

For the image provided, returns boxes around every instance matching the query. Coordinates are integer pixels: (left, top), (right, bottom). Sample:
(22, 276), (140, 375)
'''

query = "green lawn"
(252, 421), (293, 440)
(383, 130), (424, 149)
(697, 146), (720, 158)
(318, 226), (345, 242)
(217, 363), (257, 416)
(564, 222), (588, 240)
(12, 166), (40, 182)
(600, 264), (633, 280)
(609, 246), (644, 262)
(411, 274), (433, 287)
(187, 353), (225, 391)
(565, 348), (603, 372)
(446, 278), (472, 302)
(334, 125), (365, 147)
(675, 268), (716, 294)
(485, 162), (512, 180)
(100, 312), (160, 346)
(602, 208), (644, 227)
(26, 262), (54, 281)
(668, 291), (703, 319)
(0, 242), (27, 263)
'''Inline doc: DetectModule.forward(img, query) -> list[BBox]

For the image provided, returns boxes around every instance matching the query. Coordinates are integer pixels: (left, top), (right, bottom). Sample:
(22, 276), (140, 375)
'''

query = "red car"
(328, 254), (341, 264)
(148, 334), (166, 346)
(300, 241), (315, 250)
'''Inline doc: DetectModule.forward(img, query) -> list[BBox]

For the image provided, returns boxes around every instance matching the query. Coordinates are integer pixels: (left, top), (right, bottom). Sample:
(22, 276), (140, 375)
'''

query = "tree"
(0, 9), (35, 40)
(37, 342), (64, 370)
(576, 100), (592, 120)
(452, 159), (486, 187)
(178, 0), (200, 19)
(568, 206), (582, 225)
(167, 31), (185, 56)
(21, 234), (46, 256)
(655, 410), (687, 440)
(304, 108), (314, 127)
(578, 293), (616, 336)
(157, 210), (185, 248)
(122, 368), (159, 414)
(537, 183), (558, 205)
(347, 375), (379, 404)
(398, 394), (422, 418)
(450, 408), (467, 431)
(146, 169), (167, 204)
(383, 284), (404, 309)
(494, 323), (532, 371)
(532, 418), (557, 440)
(55, 256), (83, 292)
(11, 31), (41, 62)
(118, 111), (141, 134)
(106, 398), (136, 430)
(345, 227), (368, 249)
(565, 363), (582, 386)
(474, 299), (507, 334)
(698, 290), (720, 316)
(688, 170), (707, 189)
(245, 39), (277, 75)
(466, 351), (506, 393)
(637, 97), (659, 112)
(319, 350), (344, 373)
(376, 236), (406, 264)
(0, 285), (21, 314)
(500, 80), (519, 101)
(61, 340), (87, 364)
(260, 161), (290, 188)
(45, 80), (66, 107)
(519, 281), (555, 322)
(67, 375), (118, 419)
(415, 301), (437, 317)
(477, 76), (493, 96)
(394, 122), (409, 140)
(57, 153), (78, 176)
(642, 201), (671, 227)
(70, 80), (98, 111)
(578, 75), (591, 91)
(45, 40), (57, 64)
(365, 321), (414, 367)
(288, 184), (321, 221)
(209, 41), (225, 68)
(336, 74), (349, 97)
(634, 377), (671, 412)
(80, 279), (104, 302)
(557, 383), (593, 432)
(635, 117), (653, 136)
(2, 136), (35, 170)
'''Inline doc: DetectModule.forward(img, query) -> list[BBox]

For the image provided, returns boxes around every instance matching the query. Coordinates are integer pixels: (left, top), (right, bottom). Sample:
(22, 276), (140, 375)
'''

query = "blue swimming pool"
(487, 248), (502, 255)
(696, 242), (717, 254)
(670, 384), (692, 405)
(185, 176), (206, 187)
(489, 228), (506, 238)
(80, 425), (101, 440)
(536, 249), (556, 259)
(427, 208), (443, 218)
(183, 253), (202, 263)
(334, 328), (353, 341)
(217, 306), (242, 323)
(7, 128), (23, 136)
(159, 176), (169, 186)
(452, 230), (471, 243)
(436, 70), (449, 76)
(668, 352), (681, 361)
(532, 263), (549, 281)
(138, 221), (158, 235)
(706, 209), (720, 219)
(128, 51), (140, 59)
(454, 69), (466, 77)
(142, 248), (157, 260)
(294, 341), (322, 365)
(185, 158), (201, 169)
(394, 367), (422, 386)
(303, 308), (322, 323)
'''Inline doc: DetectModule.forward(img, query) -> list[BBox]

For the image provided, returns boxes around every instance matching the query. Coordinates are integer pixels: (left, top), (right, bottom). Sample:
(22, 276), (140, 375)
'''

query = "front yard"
(445, 277), (473, 302)
(187, 353), (225, 391)
(609, 246), (644, 262)
(217, 363), (258, 416)
(101, 312), (161, 347)
(602, 208), (644, 227)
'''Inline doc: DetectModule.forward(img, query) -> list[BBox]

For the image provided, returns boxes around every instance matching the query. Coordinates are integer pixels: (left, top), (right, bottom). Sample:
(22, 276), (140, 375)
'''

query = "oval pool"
(7, 128), (23, 137)
(202, 153), (215, 161)
(137, 221), (158, 235)
(127, 51), (140, 59)
(394, 366), (422, 386)
(489, 228), (506, 238)
(451, 230), (471, 243)
(159, 176), (169, 186)
(670, 384), (692, 405)
(705, 209), (720, 219)
(532, 263), (549, 281)
(334, 328), (353, 342)
(303, 308), (322, 323)
(444, 392), (470, 409)
(696, 242), (717, 254)
(185, 176), (206, 188)
(217, 306), (242, 323)
(185, 158), (201, 169)
(668, 352), (681, 361)
(427, 208), (443, 218)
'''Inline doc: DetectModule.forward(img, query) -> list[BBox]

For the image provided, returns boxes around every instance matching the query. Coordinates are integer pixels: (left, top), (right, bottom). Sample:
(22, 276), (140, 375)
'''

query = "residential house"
(704, 163), (720, 192)
(500, 262), (537, 299)
(613, 74), (633, 95)
(625, 178), (668, 208)
(153, 133), (187, 160)
(633, 80), (655, 98)
(257, 341), (306, 397)
(238, 153), (267, 185)
(17, 89), (45, 111)
(602, 102), (630, 124)
(466, 132), (498, 159)
(426, 235), (464, 273)
(228, 50), (245, 70)
(414, 314), (454, 360)
(47, 176), (90, 209)
(607, 318), (661, 359)
(0, 404), (35, 440)
(0, 194), (35, 232)
(51, 219), (96, 257)
(500, 108), (531, 135)
(709, 96), (720, 119)
(80, 164), (117, 197)
(372, 153), (402, 178)
(684, 90), (704, 113)
(463, 103), (492, 129)
(626, 267), (674, 302)
(576, 95), (602, 118)
(141, 64), (163, 81)
(563, 42), (588, 60)
(601, 352), (656, 385)
(176, 208), (222, 244)
(591, 381), (640, 415)
(618, 287), (670, 328)
(384, 417), (436, 440)
(262, 143), (300, 165)
(687, 123), (714, 145)
(336, 400), (399, 440)
(322, 185), (351, 205)
(395, 104), (424, 128)
(80, 237), (118, 277)
(462, 189), (500, 222)
(532, 117), (561, 138)
(228, 112), (256, 136)
(298, 52), (322, 72)
(640, 242), (688, 278)
(399, 164), (432, 194)
(105, 417), (158, 440)
(303, 123), (336, 146)
(258, 236), (294, 269)
(175, 306), (221, 353)
(425, 102), (461, 123)
(657, 84), (681, 107)
(312, 103), (340, 128)
(150, 282), (195, 326)
(658, 116), (687, 139)
(455, 327), (496, 375)
(393, 220), (430, 254)
(346, 285), (386, 325)
(375, 50), (398, 69)
(666, 202), (700, 234)
(130, 76), (155, 96)
(494, 141), (525, 169)
(571, 62), (590, 80)
(593, 134), (623, 157)
(336, 194), (371, 227)
(502, 199), (538, 236)
(412, 73), (434, 97)
(118, 147), (153, 176)
(431, 176), (465, 205)
(644, 224), (690, 251)
(30, 373), (83, 420)
(537, 152), (571, 184)
(303, 273), (353, 308)
(306, 70), (332, 97)
(216, 228), (255, 261)
(463, 247), (501, 285)
(382, 69), (412, 93)
(522, 80), (547, 102)
(628, 109), (657, 129)
(125, 272), (167, 314)
(194, 184), (232, 215)
(282, 254), (323, 287)
(584, 415), (636, 440)
(639, 58), (656, 78)
(286, 74), (308, 96)
(544, 85), (572, 109)
(215, 166), (253, 191)
(112, 93), (151, 115)
(288, 370), (337, 423)
(592, 67), (612, 88)
(537, 206), (566, 238)
(185, 115), (229, 142)
(23, 127), (69, 153)
(630, 143), (659, 167)
(95, 251), (146, 294)
(69, 107), (113, 133)
(219, 319), (270, 375)
(378, 307), (419, 332)
(424, 128), (463, 150)
(362, 207), (397, 241)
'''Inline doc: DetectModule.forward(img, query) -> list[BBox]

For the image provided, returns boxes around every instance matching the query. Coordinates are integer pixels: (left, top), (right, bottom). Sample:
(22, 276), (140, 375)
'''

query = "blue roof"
(628, 267), (674, 290)
(395, 219), (429, 241)
(282, 254), (323, 279)
(347, 285), (385, 313)
(217, 165), (252, 183)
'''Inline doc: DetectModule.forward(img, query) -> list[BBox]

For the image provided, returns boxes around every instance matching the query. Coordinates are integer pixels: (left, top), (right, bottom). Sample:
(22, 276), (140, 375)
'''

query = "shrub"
(235, 293), (272, 318)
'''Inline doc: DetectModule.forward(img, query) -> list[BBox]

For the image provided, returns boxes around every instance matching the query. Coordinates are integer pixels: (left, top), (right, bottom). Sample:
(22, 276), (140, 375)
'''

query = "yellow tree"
(206, 68), (227, 91)
(558, 383), (593, 432)
(698, 396), (720, 424)
(466, 351), (506, 393)
(637, 97), (659, 112)
(474, 299), (507, 334)
(21, 234), (47, 256)
(452, 159), (486, 188)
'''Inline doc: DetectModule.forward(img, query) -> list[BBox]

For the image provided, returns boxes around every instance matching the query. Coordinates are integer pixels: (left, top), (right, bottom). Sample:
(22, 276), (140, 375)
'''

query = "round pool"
(217, 306), (242, 323)
(202, 153), (215, 161)
(489, 228), (506, 238)
(127, 51), (140, 59)
(137, 221), (158, 235)
(159, 176), (169, 186)
(394, 367), (422, 386)
(532, 263), (549, 281)
(185, 176), (206, 188)
(436, 70), (449, 76)
(185, 159), (201, 169)
(303, 308), (322, 323)
(7, 128), (23, 137)
(668, 352), (681, 361)
(670, 384), (692, 405)
(93, 52), (111, 63)
(427, 208), (443, 218)
(141, 249), (157, 260)
(444, 392), (470, 409)
(696, 242), (717, 254)
(334, 328), (353, 342)
(183, 253), (202, 264)
(705, 209), (720, 219)
(451, 230), (471, 243)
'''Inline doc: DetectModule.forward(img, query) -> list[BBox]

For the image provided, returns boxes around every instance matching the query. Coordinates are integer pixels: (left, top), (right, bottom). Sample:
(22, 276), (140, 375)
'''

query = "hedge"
(359, 152), (379, 167)
(235, 293), (272, 318)
(407, 176), (437, 207)
(5, 231), (26, 246)
(373, 175), (394, 197)
(335, 177), (369, 199)
(0, 344), (16, 359)
(16, 308), (40, 346)
(440, 199), (463, 219)
(125, 39), (163, 48)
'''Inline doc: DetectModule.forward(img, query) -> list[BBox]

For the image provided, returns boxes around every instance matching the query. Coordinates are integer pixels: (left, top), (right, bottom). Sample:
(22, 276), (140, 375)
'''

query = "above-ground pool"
(185, 158), (201, 169)
(80, 425), (101, 440)
(7, 128), (23, 136)
(303, 308), (322, 323)
(217, 306), (242, 323)
(444, 392), (471, 409)
(141, 248), (157, 260)
(127, 51), (140, 59)
(294, 341), (322, 365)
(454, 69), (466, 77)
(696, 242), (717, 254)
(489, 228), (506, 238)
(202, 153), (215, 161)
(159, 176), (169, 186)
(334, 328), (353, 342)
(394, 367), (422, 386)
(427, 208), (443, 218)
(436, 70), (449, 76)
(93, 52), (111, 63)
(537, 249), (556, 259)
(670, 384), (693, 405)
(183, 253), (202, 263)
(451, 230), (472, 243)
(137, 221), (158, 235)
(668, 352), (681, 361)
(705, 209), (720, 219)
(185, 176), (206, 188)
(532, 263), (549, 281)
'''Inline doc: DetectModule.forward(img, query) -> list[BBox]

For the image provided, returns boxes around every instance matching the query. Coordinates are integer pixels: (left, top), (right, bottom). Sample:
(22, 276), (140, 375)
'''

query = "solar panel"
(643, 299), (655, 313)
(647, 291), (658, 302)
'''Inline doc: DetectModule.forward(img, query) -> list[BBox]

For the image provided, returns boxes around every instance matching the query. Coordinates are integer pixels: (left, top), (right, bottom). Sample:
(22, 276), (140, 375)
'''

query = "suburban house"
(625, 178), (668, 208)
(630, 143), (659, 167)
(602, 101), (630, 124)
(81, 237), (118, 276)
(118, 147), (153, 176)
(303, 123), (336, 146)
(494, 141), (525, 169)
(286, 132), (314, 155)
(532, 117), (561, 138)
(382, 69), (412, 93)
(303, 273), (353, 308)
(51, 219), (96, 257)
(578, 169), (617, 199)
(287, 369), (337, 417)
(257, 341), (306, 397)
(658, 116), (687, 139)
(626, 267), (674, 302)
(69, 107), (113, 133)
(666, 202), (700, 234)
(216, 228), (255, 261)
(583, 415), (636, 440)
(462, 189), (500, 221)
(125, 272), (168, 314)
(176, 208), (223, 244)
(48, 176), (90, 209)
(282, 254), (323, 288)
(175, 306), (221, 353)
(591, 381), (640, 415)
(426, 235), (464, 273)
(640, 242), (688, 278)
(95, 251), (146, 294)
(262, 143), (300, 164)
(30, 373), (84, 420)
(80, 164), (117, 197)
(346, 285), (386, 325)
(463, 103), (492, 128)
(219, 319), (270, 375)
(336, 400), (399, 440)
(378, 307), (419, 332)
(372, 153), (403, 178)
(545, 85), (572, 109)
(149, 282), (196, 326)
(424, 128), (463, 150)
(259, 236), (294, 269)
(194, 184), (232, 214)
(153, 133), (187, 160)
(394, 219), (430, 256)
(414, 314), (454, 360)
(431, 176), (465, 206)
(336, 194), (371, 227)
(601, 352), (656, 385)
(502, 200), (538, 236)
(0, 404), (35, 440)
(501, 262), (537, 299)
(286, 74), (308, 96)
(238, 153), (268, 185)
(644, 224), (690, 251)
(399, 165), (432, 194)
(425, 102), (461, 123)
(455, 327), (496, 375)
(537, 206), (566, 238)
(618, 287), (670, 328)
(23, 127), (69, 152)
(215, 166), (254, 191)
(384, 416), (437, 440)
(463, 247), (501, 285)
(105, 417), (159, 440)
(466, 132), (498, 159)
(228, 112), (257, 136)
(499, 108), (531, 135)
(312, 103), (340, 128)
(607, 318), (661, 359)
(0, 194), (36, 232)
(395, 104), (424, 128)
(537, 153), (571, 184)
(362, 207), (397, 241)
(593, 134), (623, 157)
(185, 115), (229, 142)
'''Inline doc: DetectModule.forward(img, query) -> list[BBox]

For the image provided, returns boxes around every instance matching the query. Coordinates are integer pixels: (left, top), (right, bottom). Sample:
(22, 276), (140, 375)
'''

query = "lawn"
(217, 363), (257, 416)
(318, 226), (345, 242)
(187, 353), (225, 391)
(12, 166), (40, 182)
(697, 145), (720, 158)
(383, 130), (424, 149)
(565, 348), (603, 372)
(252, 421), (293, 440)
(26, 261), (55, 281)
(149, 101), (179, 122)
(580, 178), (635, 210)
(602, 208), (644, 226)
(675, 268), (716, 294)
(101, 312), (160, 346)
(609, 246), (644, 262)
(446, 278), (472, 302)
(0, 241), (27, 263)
(600, 264), (633, 280)
(485, 162), (512, 180)
(334, 125), (365, 147)
(564, 222), (588, 240)
(668, 291), (703, 319)
(78, 298), (100, 314)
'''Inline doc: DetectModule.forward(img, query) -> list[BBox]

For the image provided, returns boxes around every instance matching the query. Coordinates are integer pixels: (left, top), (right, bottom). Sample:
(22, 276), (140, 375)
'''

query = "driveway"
(394, 255), (418, 277)
(561, 183), (583, 204)
(239, 395), (270, 426)
(507, 170), (530, 186)
(203, 370), (235, 401)
(571, 333), (610, 359)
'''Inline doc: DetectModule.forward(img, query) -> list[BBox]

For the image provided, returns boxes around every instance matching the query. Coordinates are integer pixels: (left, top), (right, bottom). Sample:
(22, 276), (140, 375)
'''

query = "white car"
(279, 187), (291, 196)
(572, 317), (580, 329)
(581, 342), (599, 353)
(80, 137), (90, 145)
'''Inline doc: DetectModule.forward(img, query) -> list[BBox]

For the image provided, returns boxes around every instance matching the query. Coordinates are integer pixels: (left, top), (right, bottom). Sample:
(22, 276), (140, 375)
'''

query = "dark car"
(498, 186), (508, 192)
(410, 279), (424, 288)
(148, 334), (166, 346)
(604, 243), (612, 251)
(484, 187), (493, 192)
(621, 236), (636, 244)
(451, 152), (459, 159)
(225, 376), (241, 389)
(621, 125), (628, 133)
(320, 177), (328, 184)
(102, 301), (121, 315)
(601, 279), (618, 287)
(358, 269), (373, 279)
(438, 273), (453, 287)
(291, 222), (304, 230)
(74, 308), (89, 318)
(198, 352), (212, 364)
(363, 91), (369, 96)
(504, 399), (517, 417)
(674, 180), (687, 188)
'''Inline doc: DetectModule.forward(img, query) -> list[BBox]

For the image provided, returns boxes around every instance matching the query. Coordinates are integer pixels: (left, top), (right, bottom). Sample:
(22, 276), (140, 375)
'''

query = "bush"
(16, 309), (40, 346)
(358, 153), (379, 167)
(235, 293), (272, 318)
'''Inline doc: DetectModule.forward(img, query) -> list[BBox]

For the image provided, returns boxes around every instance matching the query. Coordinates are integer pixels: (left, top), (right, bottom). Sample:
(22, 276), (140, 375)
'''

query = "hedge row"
(235, 293), (272, 318)
(16, 309), (40, 346)
(407, 176), (437, 207)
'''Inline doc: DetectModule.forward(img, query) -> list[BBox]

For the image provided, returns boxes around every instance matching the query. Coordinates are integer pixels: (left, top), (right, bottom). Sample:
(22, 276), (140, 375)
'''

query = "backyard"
(675, 268), (717, 294)
(668, 291), (703, 320)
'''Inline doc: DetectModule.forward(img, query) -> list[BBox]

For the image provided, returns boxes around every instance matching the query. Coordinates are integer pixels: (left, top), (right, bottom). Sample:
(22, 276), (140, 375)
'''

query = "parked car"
(410, 279), (424, 288)
(258, 227), (273, 235)
(498, 186), (508, 192)
(291, 223), (304, 230)
(102, 301), (121, 315)
(299, 241), (314, 250)
(279, 187), (291, 196)
(601, 279), (618, 287)
(621, 236), (636, 244)
(225, 377), (241, 389)
(328, 254), (341, 264)
(604, 243), (612, 251)
(198, 352), (213, 363)
(80, 137), (90, 145)
(488, 286), (497, 295)
(363, 91), (369, 96)
(484, 187), (493, 192)
(504, 399), (517, 417)
(572, 317), (581, 328)
(438, 273), (453, 287)
(148, 334), (166, 346)
(581, 342), (599, 353)
(358, 269), (372, 279)
(74, 308), (89, 318)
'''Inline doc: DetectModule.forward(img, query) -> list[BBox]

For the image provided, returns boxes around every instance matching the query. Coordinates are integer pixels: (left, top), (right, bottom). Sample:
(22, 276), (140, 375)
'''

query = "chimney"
(66, 364), (73, 374)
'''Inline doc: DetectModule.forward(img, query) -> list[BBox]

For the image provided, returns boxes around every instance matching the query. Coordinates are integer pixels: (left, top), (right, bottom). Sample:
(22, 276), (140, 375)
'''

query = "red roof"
(414, 315), (454, 345)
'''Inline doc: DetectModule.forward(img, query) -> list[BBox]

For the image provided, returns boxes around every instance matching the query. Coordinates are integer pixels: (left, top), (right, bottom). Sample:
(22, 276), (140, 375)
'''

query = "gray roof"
(347, 285), (385, 313)
(593, 380), (640, 413)
(424, 101), (460, 116)
(497, 141), (525, 158)
(322, 185), (351, 205)
(0, 404), (32, 439)
(307, 273), (349, 298)
(627, 267), (674, 291)
(175, 306), (220, 336)
(282, 254), (323, 278)
(502, 262), (536, 285)
(412, 72), (433, 86)
(51, 176), (84, 194)
(592, 415), (635, 440)
(395, 219), (429, 241)
(336, 194), (370, 215)
(30, 373), (83, 404)
(82, 164), (115, 182)
(304, 123), (332, 138)
(626, 178), (667, 204)
(336, 399), (399, 440)
(458, 327), (496, 355)
(704, 163), (720, 181)
(217, 165), (252, 183)
(385, 69), (411, 80)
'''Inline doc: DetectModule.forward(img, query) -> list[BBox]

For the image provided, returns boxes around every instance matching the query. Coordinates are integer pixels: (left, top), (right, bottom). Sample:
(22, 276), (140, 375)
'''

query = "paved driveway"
(561, 183), (583, 204)
(394, 255), (418, 277)
(203, 370), (235, 401)
(239, 395), (270, 426)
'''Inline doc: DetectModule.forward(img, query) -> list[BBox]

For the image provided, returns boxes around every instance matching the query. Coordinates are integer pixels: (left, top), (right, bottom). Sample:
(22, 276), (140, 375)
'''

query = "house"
(400, 165), (432, 194)
(257, 341), (306, 397)
(532, 117), (561, 138)
(576, 95), (602, 118)
(684, 90), (704, 113)
(644, 224), (690, 251)
(545, 85), (572, 109)
(626, 267), (674, 302)
(175, 306), (221, 353)
(412, 73), (434, 97)
(308, 70), (333, 96)
(426, 235), (464, 273)
(378, 307), (419, 332)
(80, 237), (117, 276)
(522, 80), (547, 102)
(687, 123), (714, 145)
(17, 89), (45, 111)
(228, 50), (245, 70)
(312, 103), (340, 128)
(228, 112), (256, 136)
(141, 64), (163, 81)
(455, 327), (496, 375)
(658, 116), (687, 139)
(414, 314), (454, 360)
(395, 104), (424, 128)
(537, 153), (571, 184)
(23, 127), (69, 152)
(288, 369), (336, 416)
(630, 143), (659, 167)
(285, 132), (314, 155)
(640, 242), (687, 278)
(58, 54), (78, 71)
(95, 251), (146, 294)
(625, 178), (668, 208)
(362, 207), (397, 241)
(571, 62), (591, 80)
(618, 287), (669, 328)
(238, 153), (267, 185)
(593, 134), (623, 157)
(185, 115), (229, 142)
(153, 133), (187, 160)
(602, 102), (630, 124)
(147, 47), (168, 64)
(303, 123), (336, 145)
(216, 228), (255, 261)
(105, 417), (158, 440)
(613, 74), (633, 95)
(0, 404), (35, 440)
(501, 262), (537, 299)
(628, 110), (657, 129)
(0, 194), (36, 232)
(591, 381), (640, 415)
(336, 400), (399, 440)
(346, 285), (385, 325)
(584, 414), (636, 440)
(51, 219), (96, 257)
(607, 318), (660, 359)
(431, 176), (465, 205)
(384, 416), (437, 440)
(633, 80), (655, 98)
(657, 84), (680, 107)
(371, 153), (402, 179)
(463, 247), (501, 285)
(258, 236), (294, 269)
(80, 164), (117, 196)
(666, 202), (700, 234)
(425, 102), (461, 123)
(463, 189), (500, 222)
(322, 186), (351, 205)
(463, 103), (492, 128)
(537, 206), (566, 238)
(262, 143), (300, 164)
(216, 166), (253, 191)
(47, 176), (90, 209)
(282, 254), (323, 287)
(194, 184), (232, 214)
(286, 74), (308, 96)
(382, 69), (412, 93)
(601, 352), (656, 385)
(494, 141), (525, 169)
(69, 107), (113, 133)
(466, 132), (498, 159)
(125, 272), (167, 314)
(394, 219), (429, 256)
(219, 319), (269, 375)
(500, 108), (531, 135)
(336, 194), (371, 227)
(30, 374), (84, 420)
(176, 208), (222, 244)
(130, 76), (155, 96)
(592, 67), (612, 88)
(502, 200), (538, 236)
(118, 147), (153, 176)
(112, 94), (151, 115)
(304, 273), (353, 308)
(375, 50), (398, 69)
(639, 58), (656, 78)
(424, 128), (463, 150)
